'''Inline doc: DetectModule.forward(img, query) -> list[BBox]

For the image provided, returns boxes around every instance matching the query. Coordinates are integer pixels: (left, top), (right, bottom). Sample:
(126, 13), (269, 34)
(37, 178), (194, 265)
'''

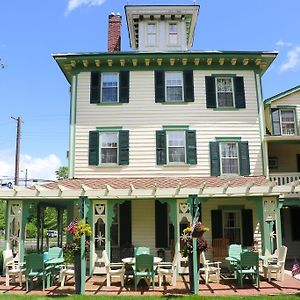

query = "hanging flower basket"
(191, 230), (205, 238)
(190, 221), (209, 238)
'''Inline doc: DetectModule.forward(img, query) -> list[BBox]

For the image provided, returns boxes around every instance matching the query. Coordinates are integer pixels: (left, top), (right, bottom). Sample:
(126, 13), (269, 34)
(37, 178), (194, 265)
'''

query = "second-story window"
(168, 23), (178, 45)
(271, 108), (297, 136)
(216, 77), (234, 108)
(101, 73), (119, 103)
(100, 132), (118, 163)
(147, 23), (157, 46)
(280, 109), (296, 135)
(165, 72), (184, 102)
(220, 142), (239, 175)
(167, 131), (186, 163)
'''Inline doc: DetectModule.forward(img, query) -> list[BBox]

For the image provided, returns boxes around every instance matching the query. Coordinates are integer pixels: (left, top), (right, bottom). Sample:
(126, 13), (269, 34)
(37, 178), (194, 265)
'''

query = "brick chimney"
(108, 13), (122, 52)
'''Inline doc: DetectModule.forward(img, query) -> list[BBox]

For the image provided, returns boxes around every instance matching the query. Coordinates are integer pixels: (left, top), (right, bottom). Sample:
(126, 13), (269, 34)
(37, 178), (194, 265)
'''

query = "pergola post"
(187, 194), (200, 294)
(20, 200), (29, 261)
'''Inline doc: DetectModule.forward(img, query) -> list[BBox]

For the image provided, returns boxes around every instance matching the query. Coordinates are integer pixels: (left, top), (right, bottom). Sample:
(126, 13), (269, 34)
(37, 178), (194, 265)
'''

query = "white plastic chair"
(3, 249), (25, 287)
(263, 245), (287, 282)
(102, 250), (125, 287)
(157, 252), (178, 287)
(198, 251), (221, 284)
(59, 264), (75, 287)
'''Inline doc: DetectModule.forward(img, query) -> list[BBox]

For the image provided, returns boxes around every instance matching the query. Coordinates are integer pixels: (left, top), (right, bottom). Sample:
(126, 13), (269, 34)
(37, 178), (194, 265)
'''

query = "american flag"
(292, 259), (300, 277)
(66, 219), (78, 233)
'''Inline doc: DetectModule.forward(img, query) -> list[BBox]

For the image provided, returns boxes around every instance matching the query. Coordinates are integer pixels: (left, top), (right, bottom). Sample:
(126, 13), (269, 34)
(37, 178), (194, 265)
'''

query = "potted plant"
(64, 219), (92, 293)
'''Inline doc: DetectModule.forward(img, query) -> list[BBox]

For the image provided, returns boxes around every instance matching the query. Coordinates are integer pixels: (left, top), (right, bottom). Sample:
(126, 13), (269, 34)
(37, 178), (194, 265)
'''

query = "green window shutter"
(234, 77), (246, 108)
(155, 71), (165, 103)
(119, 201), (132, 246)
(90, 72), (101, 104)
(211, 210), (223, 239)
(155, 201), (168, 248)
(239, 141), (250, 176)
(156, 130), (167, 165)
(119, 130), (129, 165)
(205, 76), (217, 108)
(119, 71), (130, 103)
(186, 130), (197, 164)
(88, 131), (99, 165)
(242, 209), (253, 246)
(271, 108), (281, 135)
(183, 70), (194, 102)
(210, 141), (220, 176)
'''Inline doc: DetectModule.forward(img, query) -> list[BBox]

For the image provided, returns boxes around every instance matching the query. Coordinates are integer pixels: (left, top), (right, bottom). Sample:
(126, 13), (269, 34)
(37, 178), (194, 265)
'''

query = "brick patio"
(0, 272), (299, 296)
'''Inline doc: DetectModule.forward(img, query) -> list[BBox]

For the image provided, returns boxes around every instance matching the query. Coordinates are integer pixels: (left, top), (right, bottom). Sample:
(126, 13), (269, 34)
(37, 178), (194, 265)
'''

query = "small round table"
(122, 256), (162, 265)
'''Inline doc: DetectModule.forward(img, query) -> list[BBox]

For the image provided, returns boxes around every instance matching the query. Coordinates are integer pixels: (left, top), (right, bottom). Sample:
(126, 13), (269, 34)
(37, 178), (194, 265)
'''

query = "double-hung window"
(271, 107), (297, 136)
(101, 73), (119, 103)
(165, 72), (184, 102)
(147, 23), (157, 46)
(280, 109), (296, 135)
(100, 132), (118, 164)
(210, 139), (250, 176)
(220, 142), (239, 175)
(223, 211), (242, 244)
(156, 129), (197, 165)
(168, 23), (178, 45)
(216, 77), (234, 108)
(167, 131), (186, 163)
(88, 130), (129, 166)
(205, 76), (245, 109)
(90, 71), (130, 104)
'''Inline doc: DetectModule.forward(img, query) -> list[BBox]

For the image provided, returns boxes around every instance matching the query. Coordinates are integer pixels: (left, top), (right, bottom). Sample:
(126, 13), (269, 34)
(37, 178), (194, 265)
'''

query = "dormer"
(125, 5), (199, 52)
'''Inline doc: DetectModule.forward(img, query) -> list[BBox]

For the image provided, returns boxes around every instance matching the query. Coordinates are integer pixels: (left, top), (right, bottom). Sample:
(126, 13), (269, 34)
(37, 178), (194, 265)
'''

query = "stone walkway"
(0, 273), (299, 296)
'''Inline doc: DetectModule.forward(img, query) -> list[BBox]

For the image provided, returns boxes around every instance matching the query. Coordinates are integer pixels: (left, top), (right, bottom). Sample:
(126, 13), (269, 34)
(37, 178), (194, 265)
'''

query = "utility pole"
(11, 116), (22, 186)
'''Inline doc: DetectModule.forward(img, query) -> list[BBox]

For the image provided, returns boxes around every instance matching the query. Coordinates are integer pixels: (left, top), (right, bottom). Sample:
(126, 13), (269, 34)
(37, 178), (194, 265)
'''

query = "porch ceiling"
(0, 176), (294, 200)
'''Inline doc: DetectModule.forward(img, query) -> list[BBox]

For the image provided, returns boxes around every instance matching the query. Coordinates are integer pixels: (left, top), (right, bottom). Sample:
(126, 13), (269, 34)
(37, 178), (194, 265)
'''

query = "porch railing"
(269, 172), (300, 186)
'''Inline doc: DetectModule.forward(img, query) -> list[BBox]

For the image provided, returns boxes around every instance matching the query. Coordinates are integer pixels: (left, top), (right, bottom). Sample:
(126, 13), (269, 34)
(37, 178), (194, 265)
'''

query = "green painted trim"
(215, 137), (241, 142)
(211, 74), (237, 77)
(163, 163), (191, 167)
(96, 103), (124, 106)
(97, 163), (120, 167)
(20, 201), (30, 262)
(276, 105), (297, 109)
(87, 200), (94, 276)
(218, 205), (245, 210)
(282, 199), (300, 207)
(264, 84), (300, 104)
(161, 102), (189, 105)
(254, 71), (265, 176)
(163, 125), (189, 130)
(96, 126), (123, 132)
(213, 108), (240, 111)
(276, 202), (283, 247)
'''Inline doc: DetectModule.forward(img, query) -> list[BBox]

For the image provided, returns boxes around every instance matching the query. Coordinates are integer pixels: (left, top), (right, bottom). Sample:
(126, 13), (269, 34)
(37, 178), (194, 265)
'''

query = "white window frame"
(166, 131), (186, 164)
(168, 22), (179, 45)
(101, 72), (119, 103)
(165, 71), (184, 102)
(279, 109), (296, 135)
(220, 142), (240, 175)
(215, 77), (235, 108)
(99, 132), (119, 164)
(146, 22), (157, 46)
(223, 210), (242, 244)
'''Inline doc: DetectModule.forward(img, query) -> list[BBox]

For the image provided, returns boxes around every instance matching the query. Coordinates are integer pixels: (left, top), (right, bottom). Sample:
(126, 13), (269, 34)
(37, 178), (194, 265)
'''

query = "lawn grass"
(0, 296), (299, 300)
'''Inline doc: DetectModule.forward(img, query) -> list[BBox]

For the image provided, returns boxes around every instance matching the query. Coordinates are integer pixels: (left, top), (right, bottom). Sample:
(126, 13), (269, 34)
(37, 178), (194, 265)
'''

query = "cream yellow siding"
(73, 70), (263, 178)
(132, 200), (156, 253)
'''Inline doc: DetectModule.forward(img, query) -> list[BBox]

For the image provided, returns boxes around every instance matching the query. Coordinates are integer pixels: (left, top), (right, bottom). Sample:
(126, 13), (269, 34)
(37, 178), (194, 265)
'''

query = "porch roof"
(0, 176), (293, 200)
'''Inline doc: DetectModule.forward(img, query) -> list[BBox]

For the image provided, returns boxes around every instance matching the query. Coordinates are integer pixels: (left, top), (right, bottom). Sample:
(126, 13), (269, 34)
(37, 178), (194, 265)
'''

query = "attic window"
(168, 23), (178, 45)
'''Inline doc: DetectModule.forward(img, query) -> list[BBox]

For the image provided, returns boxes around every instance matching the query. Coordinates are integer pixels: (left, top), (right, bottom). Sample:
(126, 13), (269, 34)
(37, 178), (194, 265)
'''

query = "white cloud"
(275, 40), (293, 47)
(66, 0), (106, 14)
(0, 150), (62, 183)
(280, 46), (300, 72)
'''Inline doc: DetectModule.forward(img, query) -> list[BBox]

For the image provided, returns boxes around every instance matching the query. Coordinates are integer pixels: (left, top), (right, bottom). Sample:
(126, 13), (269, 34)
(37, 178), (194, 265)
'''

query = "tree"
(55, 166), (69, 180)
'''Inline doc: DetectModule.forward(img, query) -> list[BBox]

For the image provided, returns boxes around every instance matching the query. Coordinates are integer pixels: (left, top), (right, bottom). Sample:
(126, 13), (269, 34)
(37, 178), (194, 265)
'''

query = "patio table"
(122, 256), (162, 265)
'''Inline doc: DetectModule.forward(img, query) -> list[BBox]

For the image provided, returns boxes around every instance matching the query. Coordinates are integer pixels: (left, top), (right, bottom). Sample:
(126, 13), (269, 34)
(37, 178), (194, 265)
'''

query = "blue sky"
(0, 0), (299, 181)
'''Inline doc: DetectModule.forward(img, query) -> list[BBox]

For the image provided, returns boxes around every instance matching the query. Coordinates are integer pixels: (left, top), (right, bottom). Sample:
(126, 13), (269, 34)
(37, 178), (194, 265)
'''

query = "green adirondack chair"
(48, 247), (63, 259)
(236, 251), (260, 288)
(133, 254), (155, 291)
(134, 247), (150, 256)
(228, 244), (242, 277)
(25, 253), (52, 291)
